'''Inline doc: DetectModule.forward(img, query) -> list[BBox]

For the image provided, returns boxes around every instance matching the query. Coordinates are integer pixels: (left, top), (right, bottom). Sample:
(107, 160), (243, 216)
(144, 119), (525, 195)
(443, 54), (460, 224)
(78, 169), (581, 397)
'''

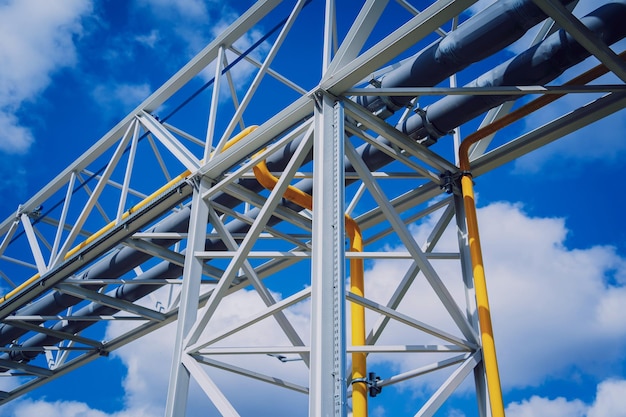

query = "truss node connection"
(0, 0), (624, 416)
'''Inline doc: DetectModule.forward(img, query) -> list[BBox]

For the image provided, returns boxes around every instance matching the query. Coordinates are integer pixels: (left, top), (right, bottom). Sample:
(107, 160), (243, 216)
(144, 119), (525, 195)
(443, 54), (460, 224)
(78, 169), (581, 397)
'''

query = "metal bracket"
(351, 372), (382, 398)
(440, 170), (463, 195)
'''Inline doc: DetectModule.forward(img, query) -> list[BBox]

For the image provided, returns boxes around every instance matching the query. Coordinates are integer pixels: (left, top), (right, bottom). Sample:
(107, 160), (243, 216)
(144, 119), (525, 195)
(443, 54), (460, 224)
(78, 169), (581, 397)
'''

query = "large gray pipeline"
(5, 0), (622, 366)
(400, 0), (626, 144)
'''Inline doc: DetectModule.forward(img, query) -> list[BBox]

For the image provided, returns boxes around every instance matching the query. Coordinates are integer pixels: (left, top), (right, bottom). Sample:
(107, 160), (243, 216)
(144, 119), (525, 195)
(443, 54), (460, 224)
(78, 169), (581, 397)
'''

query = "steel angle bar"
(345, 85), (626, 95)
(187, 287), (311, 354)
(54, 284), (166, 322)
(357, 182), (443, 232)
(347, 345), (468, 353)
(206, 45), (227, 159)
(0, 358), (53, 377)
(123, 238), (223, 280)
(196, 346), (311, 356)
(194, 356), (309, 394)
(0, 345), (93, 353)
(80, 170), (148, 200)
(532, 0), (626, 82)
(0, 256), (37, 270)
(116, 119), (141, 224)
(75, 172), (112, 224)
(395, 0), (448, 37)
(48, 172), (77, 267)
(200, 117), (314, 201)
(132, 232), (187, 239)
(343, 98), (456, 173)
(203, 208), (309, 365)
(227, 44), (308, 95)
(146, 134), (174, 182)
(137, 111), (200, 173)
(218, 0), (309, 146)
(322, 0), (476, 94)
(37, 216), (93, 241)
(200, 95), (314, 180)
(0, 271), (16, 289)
(347, 292), (473, 349)
(144, 0), (281, 113)
(0, 219), (19, 259)
(345, 123), (441, 183)
(221, 53), (246, 133)
(3, 315), (147, 321)
(471, 92), (626, 177)
(468, 102), (515, 162)
(0, 348), (103, 404)
(326, 0), (390, 75)
(363, 196), (452, 246)
(344, 140), (478, 344)
(20, 214), (47, 275)
(377, 353), (470, 388)
(186, 133), (314, 347)
(5, 320), (103, 349)
(221, 183), (313, 231)
(51, 122), (136, 268)
(343, 252), (457, 259)
(162, 123), (205, 149)
(181, 354), (241, 417)
(208, 201), (312, 250)
(415, 351), (481, 417)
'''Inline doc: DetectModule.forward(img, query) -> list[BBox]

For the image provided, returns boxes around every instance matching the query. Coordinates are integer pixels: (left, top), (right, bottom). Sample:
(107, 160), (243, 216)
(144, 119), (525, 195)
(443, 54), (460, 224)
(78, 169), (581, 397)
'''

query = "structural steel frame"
(0, 0), (624, 416)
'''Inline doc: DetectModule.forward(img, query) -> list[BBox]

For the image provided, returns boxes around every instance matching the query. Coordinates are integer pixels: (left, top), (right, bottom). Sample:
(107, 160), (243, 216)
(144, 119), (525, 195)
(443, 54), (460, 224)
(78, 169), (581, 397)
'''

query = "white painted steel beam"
(309, 94), (346, 417)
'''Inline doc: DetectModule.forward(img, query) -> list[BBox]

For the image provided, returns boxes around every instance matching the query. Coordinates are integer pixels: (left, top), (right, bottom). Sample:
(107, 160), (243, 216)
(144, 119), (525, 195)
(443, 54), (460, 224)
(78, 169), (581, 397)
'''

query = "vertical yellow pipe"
(454, 55), (620, 415)
(459, 172), (505, 417)
(347, 218), (367, 417)
(253, 159), (368, 417)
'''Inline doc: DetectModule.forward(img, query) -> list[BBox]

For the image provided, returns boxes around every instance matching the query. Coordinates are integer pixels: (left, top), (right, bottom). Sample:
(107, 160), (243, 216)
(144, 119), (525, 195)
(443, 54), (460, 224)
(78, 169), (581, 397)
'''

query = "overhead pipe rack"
(0, 0), (624, 415)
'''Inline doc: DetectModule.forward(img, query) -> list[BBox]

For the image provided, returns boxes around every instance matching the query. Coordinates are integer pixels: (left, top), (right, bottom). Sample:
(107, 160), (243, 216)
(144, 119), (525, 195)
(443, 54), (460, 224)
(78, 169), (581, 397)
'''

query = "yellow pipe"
(0, 126), (258, 304)
(458, 172), (505, 417)
(253, 159), (368, 417)
(455, 55), (624, 415)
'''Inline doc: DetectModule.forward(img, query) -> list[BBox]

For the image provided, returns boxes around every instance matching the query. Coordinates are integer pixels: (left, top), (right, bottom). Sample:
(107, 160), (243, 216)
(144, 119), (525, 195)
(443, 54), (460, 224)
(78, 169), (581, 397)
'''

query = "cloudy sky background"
(0, 0), (625, 416)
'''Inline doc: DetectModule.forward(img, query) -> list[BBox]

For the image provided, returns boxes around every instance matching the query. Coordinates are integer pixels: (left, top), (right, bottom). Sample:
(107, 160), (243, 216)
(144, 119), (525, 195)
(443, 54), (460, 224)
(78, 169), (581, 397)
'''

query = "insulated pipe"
(400, 1), (626, 144)
(0, 0), (569, 347)
(4, 1), (623, 366)
(253, 160), (368, 417)
(356, 0), (575, 118)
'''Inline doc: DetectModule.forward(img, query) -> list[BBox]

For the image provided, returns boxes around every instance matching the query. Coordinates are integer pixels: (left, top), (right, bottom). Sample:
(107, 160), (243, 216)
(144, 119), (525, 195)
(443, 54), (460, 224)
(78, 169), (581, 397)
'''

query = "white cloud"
(99, 287), (310, 416)
(506, 379), (626, 417)
(362, 201), (626, 391)
(6, 400), (110, 417)
(1, 200), (624, 415)
(506, 395), (587, 417)
(91, 82), (152, 116)
(0, 0), (92, 154)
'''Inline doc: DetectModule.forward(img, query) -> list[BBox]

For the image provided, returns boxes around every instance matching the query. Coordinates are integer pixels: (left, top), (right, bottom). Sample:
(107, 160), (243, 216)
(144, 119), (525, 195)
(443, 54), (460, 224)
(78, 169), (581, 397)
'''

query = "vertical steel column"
(453, 194), (488, 417)
(309, 92), (347, 417)
(165, 177), (211, 417)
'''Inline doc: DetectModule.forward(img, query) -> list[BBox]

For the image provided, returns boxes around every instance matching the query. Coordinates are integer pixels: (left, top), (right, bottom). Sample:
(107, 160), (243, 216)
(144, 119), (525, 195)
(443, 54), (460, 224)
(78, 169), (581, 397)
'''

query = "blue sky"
(0, 0), (625, 416)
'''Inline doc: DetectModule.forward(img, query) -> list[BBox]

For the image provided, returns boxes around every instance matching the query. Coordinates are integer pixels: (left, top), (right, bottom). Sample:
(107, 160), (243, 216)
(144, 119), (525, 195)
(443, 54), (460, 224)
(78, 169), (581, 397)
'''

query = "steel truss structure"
(0, 0), (625, 416)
